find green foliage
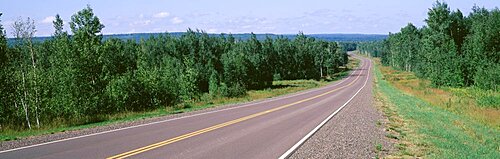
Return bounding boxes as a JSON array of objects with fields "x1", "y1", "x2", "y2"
[
  {"x1": 474, "y1": 63, "x2": 499, "y2": 91},
  {"x1": 104, "y1": 72, "x2": 141, "y2": 112},
  {"x1": 357, "y1": 41, "x2": 386, "y2": 58},
  {"x1": 179, "y1": 57, "x2": 199, "y2": 101},
  {"x1": 461, "y1": 87, "x2": 500, "y2": 109},
  {"x1": 0, "y1": 6, "x2": 349, "y2": 131},
  {"x1": 359, "y1": 1, "x2": 499, "y2": 90},
  {"x1": 0, "y1": 13, "x2": 12, "y2": 127},
  {"x1": 208, "y1": 70, "x2": 219, "y2": 96},
  {"x1": 53, "y1": 14, "x2": 65, "y2": 37},
  {"x1": 219, "y1": 82, "x2": 247, "y2": 98},
  {"x1": 339, "y1": 42, "x2": 357, "y2": 52}
]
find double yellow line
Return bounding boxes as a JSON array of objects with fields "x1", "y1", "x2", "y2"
[{"x1": 107, "y1": 61, "x2": 366, "y2": 159}]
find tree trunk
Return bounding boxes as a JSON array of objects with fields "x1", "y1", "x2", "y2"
[
  {"x1": 408, "y1": 49, "x2": 412, "y2": 72},
  {"x1": 29, "y1": 40, "x2": 40, "y2": 128},
  {"x1": 21, "y1": 71, "x2": 31, "y2": 129},
  {"x1": 391, "y1": 51, "x2": 395, "y2": 67},
  {"x1": 320, "y1": 65, "x2": 323, "y2": 77},
  {"x1": 320, "y1": 54, "x2": 324, "y2": 78}
]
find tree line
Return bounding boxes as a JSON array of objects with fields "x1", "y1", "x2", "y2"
[
  {"x1": 359, "y1": 1, "x2": 499, "y2": 91},
  {"x1": 0, "y1": 6, "x2": 349, "y2": 130}
]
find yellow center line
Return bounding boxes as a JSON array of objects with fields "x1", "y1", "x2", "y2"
[{"x1": 107, "y1": 62, "x2": 366, "y2": 159}]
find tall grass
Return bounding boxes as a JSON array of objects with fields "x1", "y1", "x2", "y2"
[
  {"x1": 374, "y1": 59, "x2": 499, "y2": 158},
  {"x1": 376, "y1": 59, "x2": 499, "y2": 128}
]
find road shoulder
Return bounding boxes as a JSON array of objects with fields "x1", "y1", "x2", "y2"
[{"x1": 289, "y1": 60, "x2": 394, "y2": 158}]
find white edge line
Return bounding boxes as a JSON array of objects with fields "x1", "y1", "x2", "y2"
[
  {"x1": 0, "y1": 58, "x2": 364, "y2": 154},
  {"x1": 278, "y1": 57, "x2": 371, "y2": 159}
]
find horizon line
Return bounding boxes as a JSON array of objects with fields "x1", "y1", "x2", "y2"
[{"x1": 7, "y1": 31, "x2": 389, "y2": 39}]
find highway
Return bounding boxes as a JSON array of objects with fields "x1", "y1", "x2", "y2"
[{"x1": 0, "y1": 54, "x2": 372, "y2": 159}]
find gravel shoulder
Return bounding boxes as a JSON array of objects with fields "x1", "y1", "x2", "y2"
[{"x1": 289, "y1": 67, "x2": 394, "y2": 159}]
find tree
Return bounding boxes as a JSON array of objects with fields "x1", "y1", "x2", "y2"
[
  {"x1": 462, "y1": 6, "x2": 500, "y2": 90},
  {"x1": 42, "y1": 14, "x2": 79, "y2": 119},
  {"x1": 0, "y1": 13, "x2": 7, "y2": 64},
  {"x1": 423, "y1": 1, "x2": 463, "y2": 86},
  {"x1": 11, "y1": 16, "x2": 41, "y2": 128},
  {"x1": 324, "y1": 42, "x2": 339, "y2": 75},
  {"x1": 244, "y1": 33, "x2": 272, "y2": 89},
  {"x1": 261, "y1": 36, "x2": 277, "y2": 83},
  {"x1": 0, "y1": 13, "x2": 13, "y2": 129},
  {"x1": 53, "y1": 14, "x2": 66, "y2": 37},
  {"x1": 399, "y1": 23, "x2": 420, "y2": 72},
  {"x1": 221, "y1": 44, "x2": 248, "y2": 97},
  {"x1": 314, "y1": 41, "x2": 327, "y2": 77},
  {"x1": 69, "y1": 5, "x2": 106, "y2": 115},
  {"x1": 360, "y1": 1, "x2": 498, "y2": 90}
]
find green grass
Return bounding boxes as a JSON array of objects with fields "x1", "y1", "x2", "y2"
[
  {"x1": 0, "y1": 57, "x2": 360, "y2": 142},
  {"x1": 447, "y1": 87, "x2": 500, "y2": 109},
  {"x1": 374, "y1": 62, "x2": 500, "y2": 158},
  {"x1": 374, "y1": 143, "x2": 383, "y2": 159}
]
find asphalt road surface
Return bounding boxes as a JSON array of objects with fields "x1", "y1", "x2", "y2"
[{"x1": 0, "y1": 54, "x2": 372, "y2": 159}]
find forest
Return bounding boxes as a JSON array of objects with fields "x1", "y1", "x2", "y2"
[
  {"x1": 359, "y1": 2, "x2": 499, "y2": 91},
  {"x1": 0, "y1": 6, "x2": 349, "y2": 130}
]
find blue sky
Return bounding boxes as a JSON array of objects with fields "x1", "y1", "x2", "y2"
[{"x1": 1, "y1": 0, "x2": 499, "y2": 37}]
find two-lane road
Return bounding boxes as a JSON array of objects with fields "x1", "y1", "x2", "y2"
[{"x1": 0, "y1": 54, "x2": 372, "y2": 159}]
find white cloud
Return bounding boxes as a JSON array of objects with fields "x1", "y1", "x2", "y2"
[
  {"x1": 207, "y1": 28, "x2": 217, "y2": 33},
  {"x1": 241, "y1": 25, "x2": 252, "y2": 29},
  {"x1": 171, "y1": 17, "x2": 183, "y2": 24},
  {"x1": 153, "y1": 28, "x2": 164, "y2": 32},
  {"x1": 41, "y1": 16, "x2": 55, "y2": 24},
  {"x1": 132, "y1": 20, "x2": 152, "y2": 26},
  {"x1": 153, "y1": 12, "x2": 170, "y2": 18}
]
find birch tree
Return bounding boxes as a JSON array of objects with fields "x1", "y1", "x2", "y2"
[{"x1": 11, "y1": 17, "x2": 40, "y2": 128}]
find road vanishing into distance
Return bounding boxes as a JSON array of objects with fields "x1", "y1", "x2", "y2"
[{"x1": 0, "y1": 54, "x2": 372, "y2": 159}]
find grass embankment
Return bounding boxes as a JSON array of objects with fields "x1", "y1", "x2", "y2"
[
  {"x1": 372, "y1": 58, "x2": 499, "y2": 158},
  {"x1": 0, "y1": 57, "x2": 360, "y2": 142}
]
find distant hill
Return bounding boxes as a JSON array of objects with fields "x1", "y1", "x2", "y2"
[
  {"x1": 7, "y1": 32, "x2": 387, "y2": 45},
  {"x1": 101, "y1": 33, "x2": 387, "y2": 42},
  {"x1": 307, "y1": 34, "x2": 388, "y2": 42}
]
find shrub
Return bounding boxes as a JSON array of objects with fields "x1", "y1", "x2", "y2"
[{"x1": 220, "y1": 82, "x2": 247, "y2": 97}]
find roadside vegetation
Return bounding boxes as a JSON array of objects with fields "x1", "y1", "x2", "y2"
[
  {"x1": 359, "y1": 1, "x2": 499, "y2": 158},
  {"x1": 373, "y1": 59, "x2": 499, "y2": 158},
  {"x1": 0, "y1": 57, "x2": 358, "y2": 141},
  {"x1": 377, "y1": 62, "x2": 499, "y2": 128},
  {"x1": 359, "y1": 2, "x2": 499, "y2": 91},
  {"x1": 0, "y1": 6, "x2": 358, "y2": 139}
]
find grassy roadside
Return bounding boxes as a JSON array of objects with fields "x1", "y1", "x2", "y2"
[
  {"x1": 0, "y1": 57, "x2": 360, "y2": 142},
  {"x1": 372, "y1": 58, "x2": 499, "y2": 158}
]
